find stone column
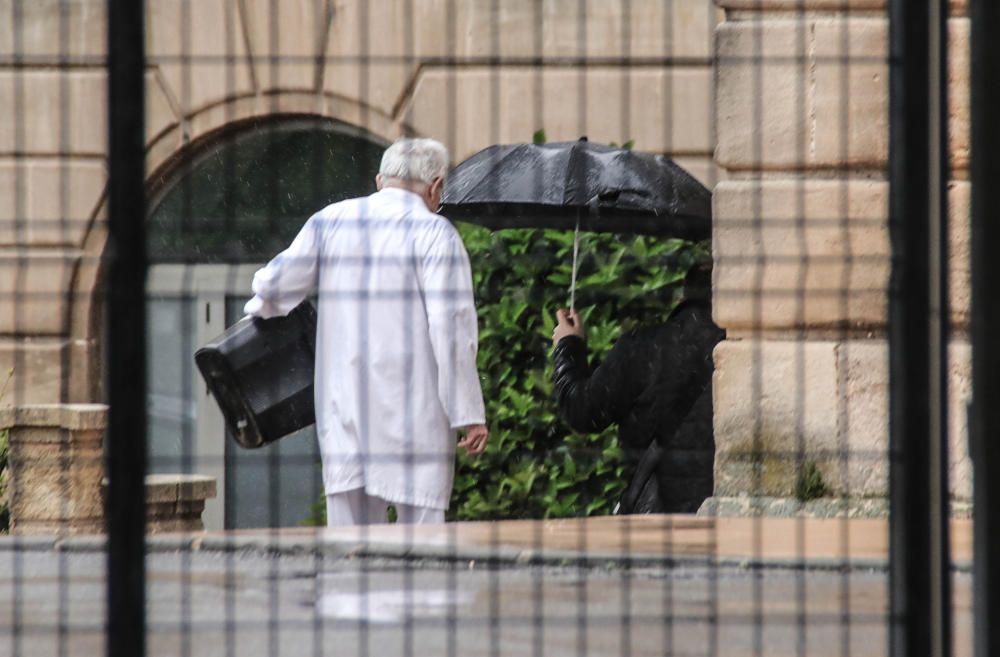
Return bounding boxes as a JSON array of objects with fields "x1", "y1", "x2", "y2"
[
  {"x1": 144, "y1": 474, "x2": 218, "y2": 534},
  {"x1": 1, "y1": 405, "x2": 220, "y2": 534},
  {"x1": 0, "y1": 404, "x2": 107, "y2": 534},
  {"x1": 708, "y1": 1, "x2": 970, "y2": 516}
]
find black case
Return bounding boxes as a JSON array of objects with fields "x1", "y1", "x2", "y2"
[{"x1": 194, "y1": 301, "x2": 317, "y2": 449}]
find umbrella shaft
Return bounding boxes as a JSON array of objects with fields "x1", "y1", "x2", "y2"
[{"x1": 570, "y1": 217, "x2": 580, "y2": 311}]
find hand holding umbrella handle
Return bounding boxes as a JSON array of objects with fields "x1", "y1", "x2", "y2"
[{"x1": 553, "y1": 308, "x2": 586, "y2": 346}]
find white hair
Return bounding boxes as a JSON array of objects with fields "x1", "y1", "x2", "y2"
[{"x1": 378, "y1": 138, "x2": 450, "y2": 187}]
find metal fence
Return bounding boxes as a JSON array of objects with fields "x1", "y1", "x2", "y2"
[{"x1": 0, "y1": 0, "x2": 996, "y2": 655}]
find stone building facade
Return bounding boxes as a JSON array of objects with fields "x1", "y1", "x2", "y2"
[
  {"x1": 1, "y1": 0, "x2": 720, "y2": 528},
  {"x1": 0, "y1": 0, "x2": 973, "y2": 527},
  {"x1": 710, "y1": 0, "x2": 972, "y2": 514}
]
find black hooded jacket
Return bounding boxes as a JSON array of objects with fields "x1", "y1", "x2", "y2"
[{"x1": 552, "y1": 299, "x2": 724, "y2": 512}]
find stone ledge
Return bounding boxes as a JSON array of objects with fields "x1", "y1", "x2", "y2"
[
  {"x1": 0, "y1": 403, "x2": 107, "y2": 432},
  {"x1": 716, "y1": 0, "x2": 965, "y2": 11},
  {"x1": 699, "y1": 496, "x2": 972, "y2": 519},
  {"x1": 144, "y1": 474, "x2": 217, "y2": 504},
  {"x1": 102, "y1": 474, "x2": 218, "y2": 534},
  {"x1": 699, "y1": 496, "x2": 889, "y2": 518}
]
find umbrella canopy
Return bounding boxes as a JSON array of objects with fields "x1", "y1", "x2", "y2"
[{"x1": 439, "y1": 138, "x2": 711, "y2": 240}]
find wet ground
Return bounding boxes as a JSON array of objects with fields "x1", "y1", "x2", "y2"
[{"x1": 0, "y1": 548, "x2": 974, "y2": 657}]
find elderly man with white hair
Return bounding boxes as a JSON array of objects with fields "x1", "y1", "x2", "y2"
[{"x1": 244, "y1": 138, "x2": 489, "y2": 526}]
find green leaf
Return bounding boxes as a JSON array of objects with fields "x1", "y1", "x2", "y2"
[
  {"x1": 563, "y1": 452, "x2": 577, "y2": 479},
  {"x1": 532, "y1": 129, "x2": 547, "y2": 145}
]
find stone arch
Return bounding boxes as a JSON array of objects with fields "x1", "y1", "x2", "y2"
[
  {"x1": 72, "y1": 91, "x2": 401, "y2": 402},
  {"x1": 146, "y1": 90, "x2": 400, "y2": 183}
]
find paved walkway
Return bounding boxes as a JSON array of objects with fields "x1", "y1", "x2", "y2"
[
  {"x1": 3, "y1": 515, "x2": 971, "y2": 568},
  {"x1": 178, "y1": 515, "x2": 972, "y2": 568},
  {"x1": 0, "y1": 516, "x2": 975, "y2": 656}
]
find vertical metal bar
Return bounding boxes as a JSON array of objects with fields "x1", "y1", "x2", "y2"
[
  {"x1": 969, "y1": 0, "x2": 1000, "y2": 655},
  {"x1": 888, "y1": 0, "x2": 952, "y2": 656},
  {"x1": 106, "y1": 0, "x2": 147, "y2": 656},
  {"x1": 928, "y1": 2, "x2": 953, "y2": 655},
  {"x1": 926, "y1": 0, "x2": 954, "y2": 657}
]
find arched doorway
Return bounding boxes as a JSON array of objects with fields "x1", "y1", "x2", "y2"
[{"x1": 145, "y1": 117, "x2": 386, "y2": 529}]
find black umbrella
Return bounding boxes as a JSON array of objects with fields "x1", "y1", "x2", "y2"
[
  {"x1": 440, "y1": 138, "x2": 712, "y2": 308},
  {"x1": 439, "y1": 138, "x2": 711, "y2": 241}
]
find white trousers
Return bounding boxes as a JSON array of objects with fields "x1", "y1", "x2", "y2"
[{"x1": 326, "y1": 488, "x2": 444, "y2": 527}]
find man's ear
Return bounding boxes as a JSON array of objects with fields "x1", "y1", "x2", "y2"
[
  {"x1": 375, "y1": 174, "x2": 384, "y2": 190},
  {"x1": 430, "y1": 176, "x2": 444, "y2": 198}
]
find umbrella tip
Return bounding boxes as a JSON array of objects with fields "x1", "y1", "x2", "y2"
[{"x1": 579, "y1": 136, "x2": 588, "y2": 142}]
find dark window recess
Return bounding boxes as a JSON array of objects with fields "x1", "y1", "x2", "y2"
[{"x1": 148, "y1": 119, "x2": 386, "y2": 263}]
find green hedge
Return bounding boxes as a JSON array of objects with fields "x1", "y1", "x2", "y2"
[{"x1": 447, "y1": 225, "x2": 707, "y2": 520}]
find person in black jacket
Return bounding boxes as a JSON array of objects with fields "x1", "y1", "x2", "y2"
[{"x1": 551, "y1": 266, "x2": 724, "y2": 513}]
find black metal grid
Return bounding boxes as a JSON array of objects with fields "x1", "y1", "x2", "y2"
[{"x1": 0, "y1": 0, "x2": 991, "y2": 656}]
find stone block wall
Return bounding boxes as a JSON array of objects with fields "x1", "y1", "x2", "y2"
[
  {"x1": 0, "y1": 0, "x2": 720, "y2": 409},
  {"x1": 710, "y1": 1, "x2": 971, "y2": 513},
  {"x1": 1, "y1": 1, "x2": 720, "y2": 526},
  {"x1": 3, "y1": 0, "x2": 973, "y2": 518}
]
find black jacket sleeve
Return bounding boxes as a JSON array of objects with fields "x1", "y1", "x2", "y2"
[{"x1": 552, "y1": 334, "x2": 642, "y2": 434}]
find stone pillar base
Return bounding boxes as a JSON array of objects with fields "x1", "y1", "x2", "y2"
[
  {"x1": 1, "y1": 404, "x2": 107, "y2": 535},
  {"x1": 2, "y1": 404, "x2": 218, "y2": 535},
  {"x1": 698, "y1": 496, "x2": 889, "y2": 518},
  {"x1": 144, "y1": 474, "x2": 217, "y2": 534},
  {"x1": 699, "y1": 497, "x2": 973, "y2": 519}
]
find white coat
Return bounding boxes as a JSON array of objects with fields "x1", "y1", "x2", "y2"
[{"x1": 244, "y1": 187, "x2": 486, "y2": 510}]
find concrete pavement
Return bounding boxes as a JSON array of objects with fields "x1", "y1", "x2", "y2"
[
  {"x1": 0, "y1": 516, "x2": 976, "y2": 656},
  {"x1": 14, "y1": 514, "x2": 968, "y2": 570}
]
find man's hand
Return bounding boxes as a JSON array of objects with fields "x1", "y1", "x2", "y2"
[
  {"x1": 458, "y1": 424, "x2": 489, "y2": 456},
  {"x1": 553, "y1": 308, "x2": 586, "y2": 347}
]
